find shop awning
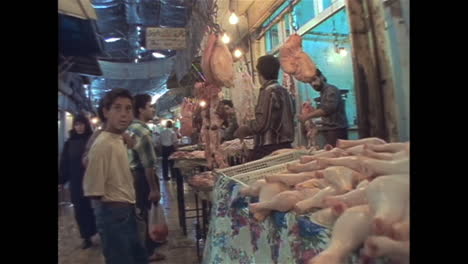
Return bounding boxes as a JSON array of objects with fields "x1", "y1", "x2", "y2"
[{"x1": 58, "y1": 0, "x2": 97, "y2": 20}]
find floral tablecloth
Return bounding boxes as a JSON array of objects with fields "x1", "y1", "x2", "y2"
[{"x1": 202, "y1": 175, "x2": 388, "y2": 264}]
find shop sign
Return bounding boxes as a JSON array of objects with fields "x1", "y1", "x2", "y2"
[{"x1": 146, "y1": 27, "x2": 186, "y2": 50}]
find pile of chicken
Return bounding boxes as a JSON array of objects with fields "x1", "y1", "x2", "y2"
[{"x1": 239, "y1": 138, "x2": 409, "y2": 264}]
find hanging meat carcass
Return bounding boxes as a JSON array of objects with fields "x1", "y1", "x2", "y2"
[
  {"x1": 201, "y1": 33, "x2": 217, "y2": 85},
  {"x1": 231, "y1": 71, "x2": 257, "y2": 126},
  {"x1": 294, "y1": 51, "x2": 317, "y2": 83},
  {"x1": 210, "y1": 37, "x2": 234, "y2": 88},
  {"x1": 279, "y1": 34, "x2": 302, "y2": 74},
  {"x1": 180, "y1": 98, "x2": 196, "y2": 137},
  {"x1": 279, "y1": 34, "x2": 317, "y2": 83},
  {"x1": 198, "y1": 33, "x2": 232, "y2": 169}
]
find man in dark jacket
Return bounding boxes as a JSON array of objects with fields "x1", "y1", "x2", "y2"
[
  {"x1": 234, "y1": 55, "x2": 295, "y2": 160},
  {"x1": 298, "y1": 69, "x2": 349, "y2": 147}
]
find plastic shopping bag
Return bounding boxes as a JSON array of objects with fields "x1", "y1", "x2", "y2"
[{"x1": 148, "y1": 203, "x2": 169, "y2": 242}]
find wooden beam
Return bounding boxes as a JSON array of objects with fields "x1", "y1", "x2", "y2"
[
  {"x1": 367, "y1": 0, "x2": 400, "y2": 142},
  {"x1": 345, "y1": 0, "x2": 387, "y2": 139},
  {"x1": 247, "y1": 0, "x2": 286, "y2": 34}
]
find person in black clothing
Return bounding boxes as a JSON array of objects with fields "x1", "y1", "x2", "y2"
[
  {"x1": 59, "y1": 114, "x2": 97, "y2": 249},
  {"x1": 220, "y1": 100, "x2": 239, "y2": 142}
]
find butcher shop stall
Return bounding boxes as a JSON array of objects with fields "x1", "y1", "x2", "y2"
[{"x1": 163, "y1": 0, "x2": 409, "y2": 263}]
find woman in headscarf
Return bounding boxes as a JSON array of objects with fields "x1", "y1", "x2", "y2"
[{"x1": 59, "y1": 114, "x2": 96, "y2": 249}]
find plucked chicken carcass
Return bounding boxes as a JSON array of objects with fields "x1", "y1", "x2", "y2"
[
  {"x1": 316, "y1": 156, "x2": 370, "y2": 173},
  {"x1": 239, "y1": 179, "x2": 266, "y2": 197},
  {"x1": 265, "y1": 171, "x2": 320, "y2": 186},
  {"x1": 287, "y1": 160, "x2": 325, "y2": 173},
  {"x1": 336, "y1": 137, "x2": 387, "y2": 149},
  {"x1": 319, "y1": 166, "x2": 362, "y2": 192},
  {"x1": 360, "y1": 158, "x2": 410, "y2": 178},
  {"x1": 324, "y1": 180, "x2": 369, "y2": 211},
  {"x1": 210, "y1": 36, "x2": 234, "y2": 88},
  {"x1": 365, "y1": 142, "x2": 410, "y2": 153},
  {"x1": 245, "y1": 181, "x2": 289, "y2": 221},
  {"x1": 268, "y1": 146, "x2": 308, "y2": 157},
  {"x1": 299, "y1": 148, "x2": 348, "y2": 164},
  {"x1": 295, "y1": 178, "x2": 329, "y2": 190},
  {"x1": 310, "y1": 207, "x2": 340, "y2": 227},
  {"x1": 279, "y1": 34, "x2": 317, "y2": 83},
  {"x1": 343, "y1": 144, "x2": 367, "y2": 156},
  {"x1": 362, "y1": 148, "x2": 409, "y2": 161},
  {"x1": 362, "y1": 236, "x2": 409, "y2": 264},
  {"x1": 308, "y1": 205, "x2": 373, "y2": 264},
  {"x1": 201, "y1": 33, "x2": 217, "y2": 84},
  {"x1": 293, "y1": 186, "x2": 340, "y2": 214},
  {"x1": 366, "y1": 175, "x2": 409, "y2": 236},
  {"x1": 180, "y1": 98, "x2": 196, "y2": 137},
  {"x1": 294, "y1": 51, "x2": 317, "y2": 83},
  {"x1": 197, "y1": 32, "x2": 234, "y2": 169},
  {"x1": 249, "y1": 188, "x2": 320, "y2": 221},
  {"x1": 391, "y1": 204, "x2": 409, "y2": 241},
  {"x1": 279, "y1": 34, "x2": 302, "y2": 74}
]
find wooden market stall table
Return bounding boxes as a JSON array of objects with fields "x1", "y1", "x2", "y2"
[{"x1": 202, "y1": 175, "x2": 390, "y2": 264}]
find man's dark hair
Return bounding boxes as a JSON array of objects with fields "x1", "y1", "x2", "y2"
[
  {"x1": 133, "y1": 93, "x2": 152, "y2": 117},
  {"x1": 315, "y1": 68, "x2": 327, "y2": 82},
  {"x1": 256, "y1": 55, "x2": 280, "y2": 80},
  {"x1": 102, "y1": 88, "x2": 133, "y2": 111},
  {"x1": 166, "y1": 120, "x2": 173, "y2": 128},
  {"x1": 97, "y1": 98, "x2": 107, "y2": 123},
  {"x1": 70, "y1": 114, "x2": 93, "y2": 137},
  {"x1": 221, "y1": 100, "x2": 234, "y2": 108}
]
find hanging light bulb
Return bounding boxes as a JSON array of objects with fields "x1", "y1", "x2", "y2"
[
  {"x1": 229, "y1": 12, "x2": 239, "y2": 25},
  {"x1": 221, "y1": 33, "x2": 230, "y2": 44},
  {"x1": 234, "y1": 49, "x2": 242, "y2": 58},
  {"x1": 338, "y1": 47, "x2": 347, "y2": 56},
  {"x1": 199, "y1": 100, "x2": 207, "y2": 108}
]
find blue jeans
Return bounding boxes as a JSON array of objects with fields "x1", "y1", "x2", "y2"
[{"x1": 93, "y1": 202, "x2": 148, "y2": 264}]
